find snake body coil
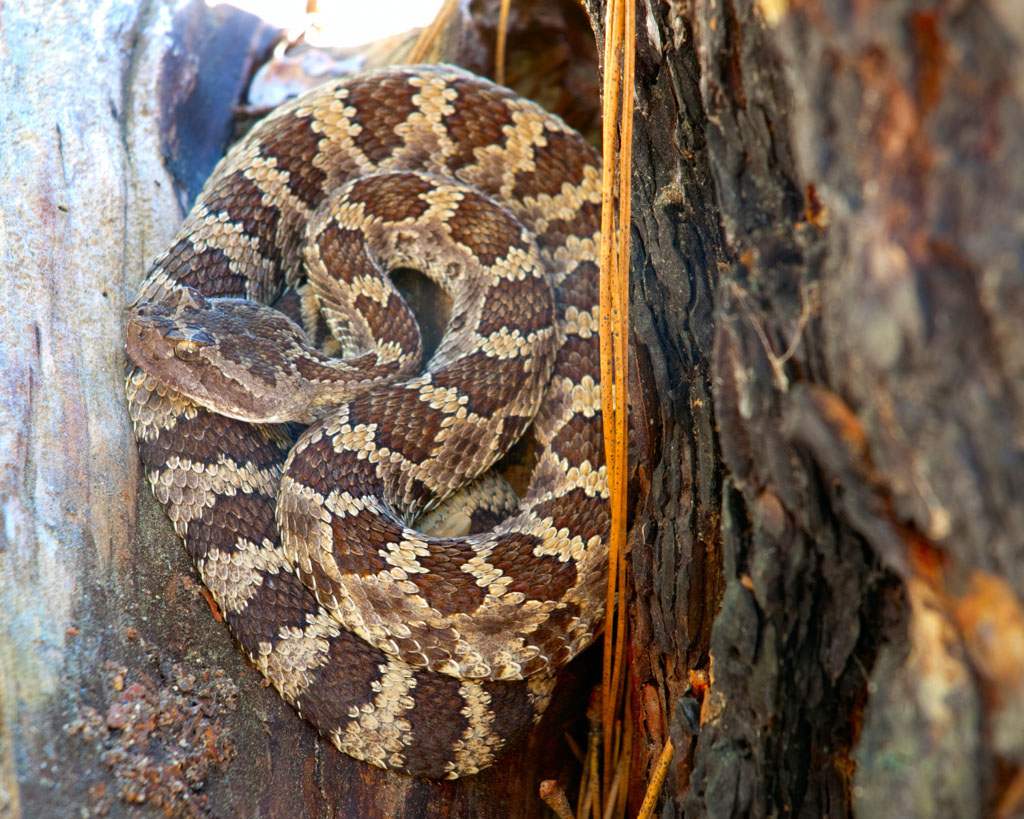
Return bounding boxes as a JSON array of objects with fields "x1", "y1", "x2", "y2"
[{"x1": 125, "y1": 65, "x2": 607, "y2": 778}]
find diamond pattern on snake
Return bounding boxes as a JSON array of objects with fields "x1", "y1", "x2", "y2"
[{"x1": 125, "y1": 64, "x2": 607, "y2": 779}]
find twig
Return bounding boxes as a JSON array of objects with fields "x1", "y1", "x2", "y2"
[
  {"x1": 599, "y1": 0, "x2": 635, "y2": 808},
  {"x1": 602, "y1": 745, "x2": 629, "y2": 819},
  {"x1": 589, "y1": 721, "x2": 601, "y2": 819},
  {"x1": 637, "y1": 740, "x2": 674, "y2": 819},
  {"x1": 564, "y1": 731, "x2": 586, "y2": 763},
  {"x1": 495, "y1": 0, "x2": 512, "y2": 85},
  {"x1": 614, "y1": 699, "x2": 633, "y2": 819},
  {"x1": 539, "y1": 780, "x2": 574, "y2": 819},
  {"x1": 407, "y1": 0, "x2": 459, "y2": 64}
]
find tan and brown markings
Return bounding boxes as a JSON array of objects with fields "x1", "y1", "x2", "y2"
[{"x1": 125, "y1": 64, "x2": 607, "y2": 779}]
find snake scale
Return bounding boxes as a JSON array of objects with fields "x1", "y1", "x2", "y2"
[{"x1": 125, "y1": 64, "x2": 607, "y2": 778}]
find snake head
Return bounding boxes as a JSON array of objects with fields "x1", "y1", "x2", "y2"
[{"x1": 126, "y1": 285, "x2": 321, "y2": 424}]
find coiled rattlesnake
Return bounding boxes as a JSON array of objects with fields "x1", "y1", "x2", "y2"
[{"x1": 125, "y1": 64, "x2": 607, "y2": 778}]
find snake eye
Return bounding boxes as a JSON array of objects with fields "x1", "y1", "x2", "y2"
[{"x1": 174, "y1": 339, "x2": 204, "y2": 361}]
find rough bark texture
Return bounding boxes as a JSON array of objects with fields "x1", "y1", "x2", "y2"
[
  {"x1": 579, "y1": 0, "x2": 1024, "y2": 816},
  {"x1": 0, "y1": 1, "x2": 593, "y2": 816}
]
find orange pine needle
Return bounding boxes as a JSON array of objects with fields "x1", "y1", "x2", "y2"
[
  {"x1": 408, "y1": 0, "x2": 459, "y2": 64},
  {"x1": 609, "y1": 0, "x2": 634, "y2": 770},
  {"x1": 598, "y1": 0, "x2": 623, "y2": 795},
  {"x1": 637, "y1": 740, "x2": 675, "y2": 819},
  {"x1": 599, "y1": 0, "x2": 634, "y2": 810},
  {"x1": 495, "y1": 0, "x2": 512, "y2": 85}
]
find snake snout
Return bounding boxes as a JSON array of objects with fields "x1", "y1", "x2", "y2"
[
  {"x1": 126, "y1": 306, "x2": 191, "y2": 364},
  {"x1": 125, "y1": 314, "x2": 169, "y2": 365}
]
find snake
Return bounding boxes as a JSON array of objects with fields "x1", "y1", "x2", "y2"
[{"x1": 124, "y1": 64, "x2": 607, "y2": 779}]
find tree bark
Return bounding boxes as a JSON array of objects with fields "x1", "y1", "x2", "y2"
[
  {"x1": 0, "y1": 1, "x2": 592, "y2": 816},
  {"x1": 579, "y1": 0, "x2": 1024, "y2": 815}
]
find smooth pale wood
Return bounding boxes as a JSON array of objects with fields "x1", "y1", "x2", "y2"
[{"x1": 1, "y1": 1, "x2": 186, "y2": 812}]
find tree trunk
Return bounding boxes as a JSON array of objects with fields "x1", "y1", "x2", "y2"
[
  {"x1": 0, "y1": 1, "x2": 591, "y2": 816},
  {"x1": 579, "y1": 0, "x2": 1024, "y2": 815}
]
